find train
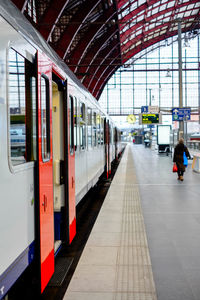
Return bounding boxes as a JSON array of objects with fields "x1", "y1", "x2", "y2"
[
  {"x1": 190, "y1": 133, "x2": 200, "y2": 141},
  {"x1": 0, "y1": 1, "x2": 124, "y2": 298}
]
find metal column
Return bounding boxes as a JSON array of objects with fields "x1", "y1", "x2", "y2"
[{"x1": 178, "y1": 20, "x2": 184, "y2": 138}]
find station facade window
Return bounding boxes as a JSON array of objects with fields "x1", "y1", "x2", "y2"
[{"x1": 8, "y1": 48, "x2": 37, "y2": 166}]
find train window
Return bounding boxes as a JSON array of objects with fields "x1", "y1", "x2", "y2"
[
  {"x1": 69, "y1": 96, "x2": 74, "y2": 155},
  {"x1": 80, "y1": 102, "x2": 86, "y2": 122},
  {"x1": 110, "y1": 125, "x2": 113, "y2": 144},
  {"x1": 80, "y1": 124, "x2": 86, "y2": 150},
  {"x1": 8, "y1": 48, "x2": 37, "y2": 166},
  {"x1": 30, "y1": 77, "x2": 37, "y2": 160},
  {"x1": 92, "y1": 112, "x2": 97, "y2": 147},
  {"x1": 87, "y1": 108, "x2": 92, "y2": 148},
  {"x1": 41, "y1": 75, "x2": 50, "y2": 161},
  {"x1": 80, "y1": 101, "x2": 86, "y2": 150},
  {"x1": 97, "y1": 115, "x2": 101, "y2": 145},
  {"x1": 101, "y1": 118, "x2": 104, "y2": 145}
]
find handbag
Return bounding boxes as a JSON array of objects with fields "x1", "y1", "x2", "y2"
[
  {"x1": 183, "y1": 151, "x2": 188, "y2": 167},
  {"x1": 173, "y1": 163, "x2": 178, "y2": 172}
]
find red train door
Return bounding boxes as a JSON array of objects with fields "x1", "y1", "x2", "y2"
[{"x1": 37, "y1": 51, "x2": 54, "y2": 293}]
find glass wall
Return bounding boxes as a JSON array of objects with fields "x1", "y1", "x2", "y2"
[{"x1": 99, "y1": 35, "x2": 200, "y2": 116}]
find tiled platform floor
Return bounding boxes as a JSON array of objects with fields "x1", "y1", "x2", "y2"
[
  {"x1": 64, "y1": 144, "x2": 157, "y2": 300},
  {"x1": 64, "y1": 144, "x2": 200, "y2": 300}
]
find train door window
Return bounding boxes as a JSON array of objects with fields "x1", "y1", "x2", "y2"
[
  {"x1": 92, "y1": 112, "x2": 97, "y2": 147},
  {"x1": 80, "y1": 102, "x2": 86, "y2": 150},
  {"x1": 8, "y1": 48, "x2": 37, "y2": 166},
  {"x1": 41, "y1": 75, "x2": 50, "y2": 161},
  {"x1": 69, "y1": 95, "x2": 74, "y2": 155},
  {"x1": 109, "y1": 125, "x2": 113, "y2": 144},
  {"x1": 87, "y1": 108, "x2": 92, "y2": 148},
  {"x1": 76, "y1": 99, "x2": 80, "y2": 149},
  {"x1": 74, "y1": 97, "x2": 77, "y2": 151}
]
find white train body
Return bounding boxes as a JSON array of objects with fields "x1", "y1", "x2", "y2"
[{"x1": 0, "y1": 1, "x2": 123, "y2": 298}]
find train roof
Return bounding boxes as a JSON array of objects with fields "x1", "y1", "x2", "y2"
[{"x1": 0, "y1": 0, "x2": 97, "y2": 104}]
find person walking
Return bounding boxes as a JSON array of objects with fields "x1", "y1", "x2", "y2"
[{"x1": 173, "y1": 138, "x2": 191, "y2": 181}]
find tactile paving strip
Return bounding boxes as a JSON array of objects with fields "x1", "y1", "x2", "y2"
[
  {"x1": 64, "y1": 145, "x2": 157, "y2": 300},
  {"x1": 113, "y1": 146, "x2": 157, "y2": 300}
]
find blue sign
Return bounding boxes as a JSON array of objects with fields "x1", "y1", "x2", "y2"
[
  {"x1": 172, "y1": 108, "x2": 191, "y2": 121},
  {"x1": 141, "y1": 106, "x2": 148, "y2": 113}
]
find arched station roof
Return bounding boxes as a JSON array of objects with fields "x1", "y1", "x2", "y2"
[{"x1": 11, "y1": 0, "x2": 200, "y2": 99}]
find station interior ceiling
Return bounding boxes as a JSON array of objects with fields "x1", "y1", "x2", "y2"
[{"x1": 10, "y1": 0, "x2": 200, "y2": 99}]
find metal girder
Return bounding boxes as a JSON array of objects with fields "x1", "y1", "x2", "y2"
[
  {"x1": 37, "y1": 0, "x2": 70, "y2": 41},
  {"x1": 83, "y1": 43, "x2": 120, "y2": 88},
  {"x1": 68, "y1": 7, "x2": 117, "y2": 73},
  {"x1": 92, "y1": 61, "x2": 119, "y2": 99},
  {"x1": 89, "y1": 47, "x2": 120, "y2": 92},
  {"x1": 11, "y1": 0, "x2": 28, "y2": 12},
  {"x1": 94, "y1": 65, "x2": 118, "y2": 99},
  {"x1": 76, "y1": 26, "x2": 118, "y2": 79},
  {"x1": 84, "y1": 43, "x2": 121, "y2": 89},
  {"x1": 55, "y1": 0, "x2": 102, "y2": 58},
  {"x1": 10, "y1": 0, "x2": 200, "y2": 99},
  {"x1": 117, "y1": 0, "x2": 129, "y2": 10}
]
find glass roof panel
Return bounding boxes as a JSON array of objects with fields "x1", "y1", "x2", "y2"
[
  {"x1": 138, "y1": 0, "x2": 146, "y2": 5},
  {"x1": 186, "y1": 3, "x2": 195, "y2": 10},
  {"x1": 167, "y1": 1, "x2": 175, "y2": 8},
  {"x1": 147, "y1": 10, "x2": 152, "y2": 17},
  {"x1": 159, "y1": 3, "x2": 167, "y2": 11},
  {"x1": 149, "y1": 23, "x2": 155, "y2": 30},
  {"x1": 117, "y1": 0, "x2": 200, "y2": 64},
  {"x1": 137, "y1": 15, "x2": 144, "y2": 22},
  {"x1": 191, "y1": 9, "x2": 200, "y2": 15},
  {"x1": 152, "y1": 7, "x2": 159, "y2": 15}
]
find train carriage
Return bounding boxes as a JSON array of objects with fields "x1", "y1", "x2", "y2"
[{"x1": 0, "y1": 1, "x2": 123, "y2": 299}]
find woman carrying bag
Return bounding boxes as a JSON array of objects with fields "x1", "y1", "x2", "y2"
[{"x1": 173, "y1": 138, "x2": 191, "y2": 181}]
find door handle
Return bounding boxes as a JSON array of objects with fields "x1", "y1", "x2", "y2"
[{"x1": 42, "y1": 194, "x2": 47, "y2": 212}]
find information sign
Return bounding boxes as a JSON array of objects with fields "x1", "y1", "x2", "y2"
[
  {"x1": 141, "y1": 106, "x2": 148, "y2": 113},
  {"x1": 149, "y1": 106, "x2": 159, "y2": 113},
  {"x1": 172, "y1": 108, "x2": 191, "y2": 121},
  {"x1": 139, "y1": 113, "x2": 161, "y2": 124}
]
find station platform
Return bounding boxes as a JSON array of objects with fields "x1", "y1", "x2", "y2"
[{"x1": 64, "y1": 144, "x2": 200, "y2": 300}]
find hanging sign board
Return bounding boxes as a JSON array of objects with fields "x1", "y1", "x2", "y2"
[
  {"x1": 172, "y1": 108, "x2": 191, "y2": 121},
  {"x1": 149, "y1": 106, "x2": 159, "y2": 113},
  {"x1": 141, "y1": 106, "x2": 148, "y2": 113},
  {"x1": 139, "y1": 113, "x2": 162, "y2": 125}
]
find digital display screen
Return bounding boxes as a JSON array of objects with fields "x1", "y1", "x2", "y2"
[{"x1": 142, "y1": 114, "x2": 159, "y2": 124}]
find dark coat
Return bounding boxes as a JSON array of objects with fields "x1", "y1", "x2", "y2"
[{"x1": 173, "y1": 143, "x2": 190, "y2": 172}]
